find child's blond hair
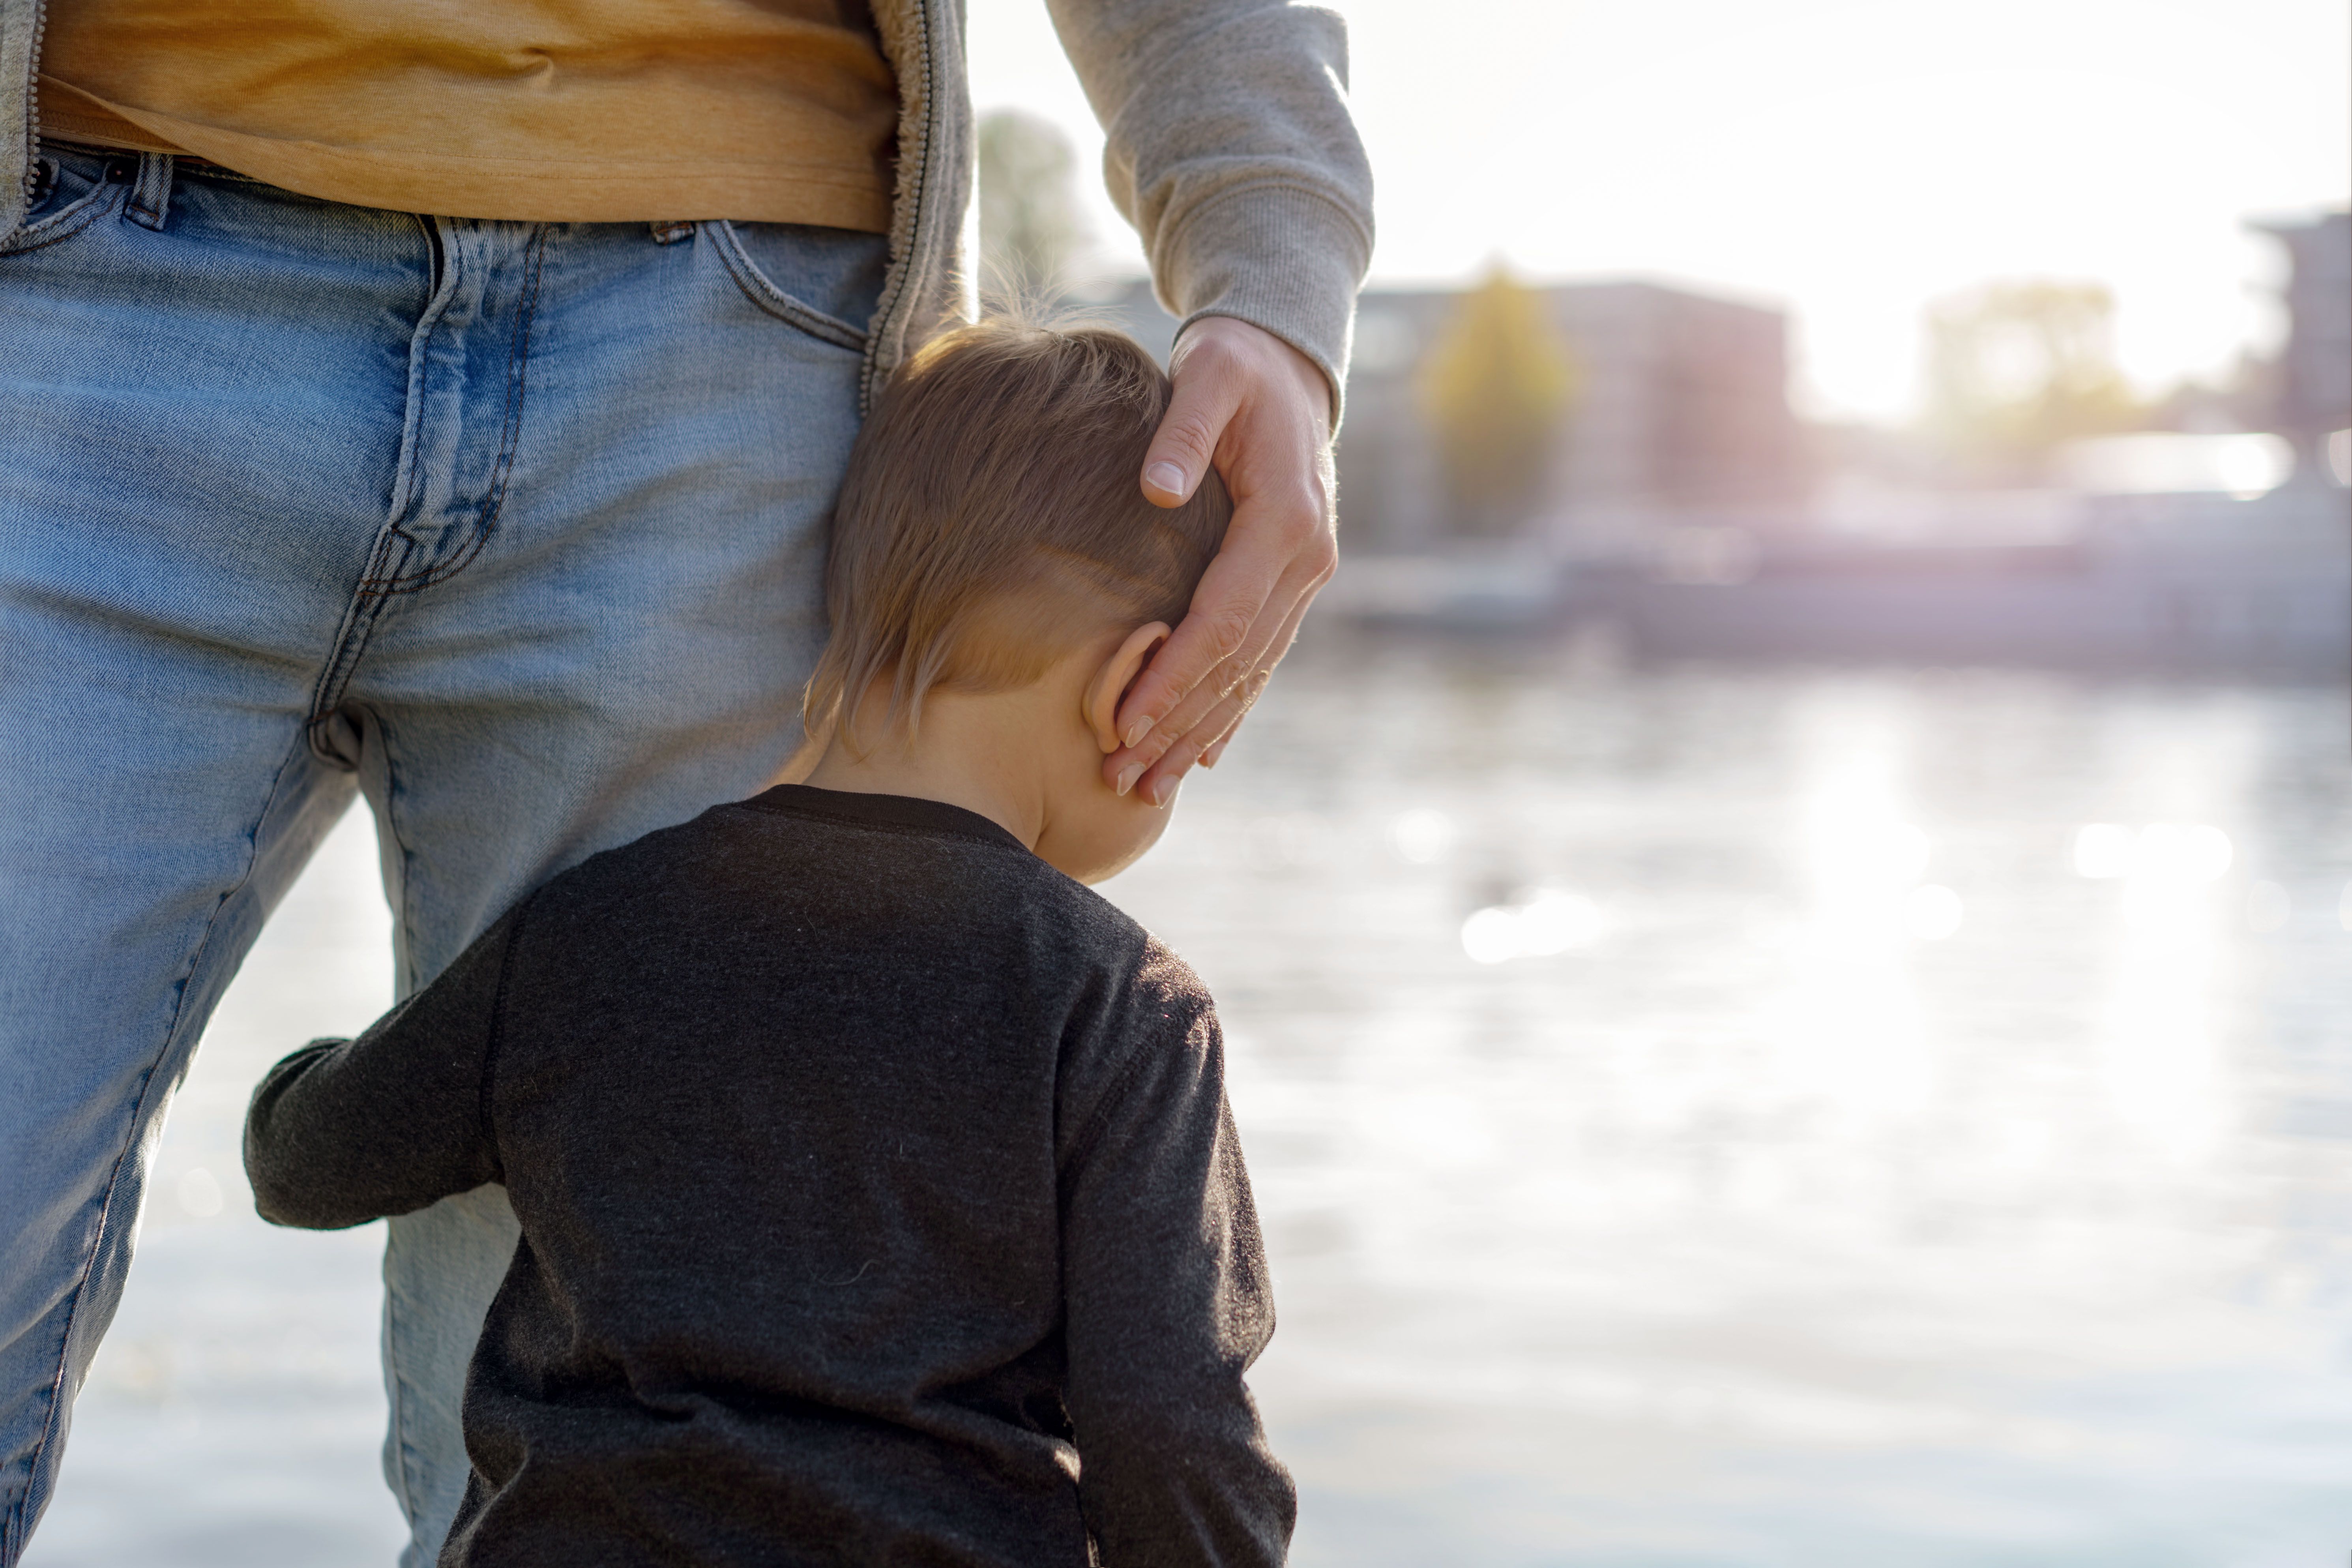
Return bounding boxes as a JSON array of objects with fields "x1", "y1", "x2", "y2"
[{"x1": 803, "y1": 318, "x2": 1232, "y2": 755}]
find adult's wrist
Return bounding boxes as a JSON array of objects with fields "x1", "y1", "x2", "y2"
[
  {"x1": 1170, "y1": 315, "x2": 1337, "y2": 438},
  {"x1": 1155, "y1": 184, "x2": 1370, "y2": 429}
]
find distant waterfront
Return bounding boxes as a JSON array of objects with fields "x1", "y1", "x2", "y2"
[{"x1": 29, "y1": 633, "x2": 2352, "y2": 1567}]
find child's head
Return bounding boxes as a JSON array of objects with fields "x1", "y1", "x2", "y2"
[{"x1": 800, "y1": 317, "x2": 1233, "y2": 879}]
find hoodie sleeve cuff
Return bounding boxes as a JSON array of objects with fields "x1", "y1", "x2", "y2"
[{"x1": 1154, "y1": 181, "x2": 1372, "y2": 428}]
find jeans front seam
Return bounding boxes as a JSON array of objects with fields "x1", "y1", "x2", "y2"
[
  {"x1": 376, "y1": 710, "x2": 423, "y2": 1003},
  {"x1": 301, "y1": 218, "x2": 488, "y2": 759},
  {"x1": 359, "y1": 223, "x2": 547, "y2": 601},
  {"x1": 0, "y1": 729, "x2": 313, "y2": 1564},
  {"x1": 368, "y1": 708, "x2": 431, "y2": 1529},
  {"x1": 305, "y1": 527, "x2": 417, "y2": 761}
]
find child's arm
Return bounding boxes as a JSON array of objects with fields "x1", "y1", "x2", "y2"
[
  {"x1": 242, "y1": 897, "x2": 529, "y2": 1231},
  {"x1": 1060, "y1": 991, "x2": 1296, "y2": 1566}
]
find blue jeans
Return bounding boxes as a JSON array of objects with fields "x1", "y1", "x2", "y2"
[{"x1": 0, "y1": 146, "x2": 882, "y2": 1564}]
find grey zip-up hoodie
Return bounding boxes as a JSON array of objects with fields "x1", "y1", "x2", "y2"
[{"x1": 0, "y1": 0, "x2": 1374, "y2": 412}]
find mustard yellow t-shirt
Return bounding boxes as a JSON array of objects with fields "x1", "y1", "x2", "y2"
[{"x1": 36, "y1": 0, "x2": 898, "y2": 229}]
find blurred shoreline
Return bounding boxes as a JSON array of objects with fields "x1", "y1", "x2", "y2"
[{"x1": 1319, "y1": 480, "x2": 2352, "y2": 678}]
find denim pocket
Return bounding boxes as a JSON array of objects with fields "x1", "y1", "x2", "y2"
[
  {"x1": 710, "y1": 220, "x2": 886, "y2": 352},
  {"x1": 2, "y1": 146, "x2": 125, "y2": 258}
]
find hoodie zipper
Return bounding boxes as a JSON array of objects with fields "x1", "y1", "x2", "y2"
[
  {"x1": 860, "y1": 0, "x2": 938, "y2": 414},
  {"x1": 19, "y1": 0, "x2": 46, "y2": 217}
]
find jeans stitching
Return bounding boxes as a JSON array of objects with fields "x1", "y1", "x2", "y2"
[
  {"x1": 0, "y1": 731, "x2": 312, "y2": 1561},
  {"x1": 300, "y1": 214, "x2": 454, "y2": 752},
  {"x1": 368, "y1": 711, "x2": 431, "y2": 1532},
  {"x1": 358, "y1": 224, "x2": 547, "y2": 599},
  {"x1": 382, "y1": 1286, "x2": 429, "y2": 1546},
  {"x1": 304, "y1": 530, "x2": 416, "y2": 759},
  {"x1": 123, "y1": 153, "x2": 172, "y2": 232},
  {"x1": 711, "y1": 220, "x2": 872, "y2": 352},
  {"x1": 303, "y1": 223, "x2": 532, "y2": 755},
  {"x1": 0, "y1": 177, "x2": 119, "y2": 259},
  {"x1": 379, "y1": 712, "x2": 421, "y2": 1002}
]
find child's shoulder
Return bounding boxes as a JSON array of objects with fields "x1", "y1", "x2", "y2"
[
  {"x1": 1012, "y1": 881, "x2": 1215, "y2": 1056},
  {"x1": 981, "y1": 844, "x2": 1210, "y2": 1012},
  {"x1": 515, "y1": 789, "x2": 1203, "y2": 998}
]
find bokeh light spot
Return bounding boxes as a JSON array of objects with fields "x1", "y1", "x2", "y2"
[
  {"x1": 1389, "y1": 807, "x2": 1456, "y2": 864},
  {"x1": 1462, "y1": 889, "x2": 1605, "y2": 963},
  {"x1": 177, "y1": 1168, "x2": 223, "y2": 1220}
]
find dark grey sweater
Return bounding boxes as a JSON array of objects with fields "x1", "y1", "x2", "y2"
[{"x1": 243, "y1": 785, "x2": 1290, "y2": 1568}]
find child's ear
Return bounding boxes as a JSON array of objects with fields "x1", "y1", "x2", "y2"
[{"x1": 1083, "y1": 623, "x2": 1171, "y2": 755}]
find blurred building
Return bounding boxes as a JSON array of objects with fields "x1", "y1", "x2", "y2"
[
  {"x1": 1348, "y1": 281, "x2": 1804, "y2": 551},
  {"x1": 2249, "y1": 210, "x2": 2351, "y2": 474},
  {"x1": 1077, "y1": 275, "x2": 1805, "y2": 553}
]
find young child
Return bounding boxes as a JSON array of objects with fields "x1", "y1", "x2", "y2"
[{"x1": 243, "y1": 320, "x2": 1293, "y2": 1566}]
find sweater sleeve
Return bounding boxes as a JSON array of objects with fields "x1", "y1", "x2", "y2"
[
  {"x1": 1059, "y1": 973, "x2": 1294, "y2": 1566},
  {"x1": 1047, "y1": 0, "x2": 1375, "y2": 416},
  {"x1": 242, "y1": 897, "x2": 527, "y2": 1231}
]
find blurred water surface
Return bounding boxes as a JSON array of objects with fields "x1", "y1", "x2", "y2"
[{"x1": 28, "y1": 635, "x2": 2352, "y2": 1567}]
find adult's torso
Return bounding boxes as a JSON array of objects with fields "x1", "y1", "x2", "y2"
[{"x1": 36, "y1": 0, "x2": 899, "y2": 227}]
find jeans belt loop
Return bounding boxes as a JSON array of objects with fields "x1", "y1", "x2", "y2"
[
  {"x1": 648, "y1": 219, "x2": 695, "y2": 246},
  {"x1": 126, "y1": 152, "x2": 176, "y2": 232}
]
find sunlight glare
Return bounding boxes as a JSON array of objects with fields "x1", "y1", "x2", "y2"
[
  {"x1": 1390, "y1": 808, "x2": 1457, "y2": 864},
  {"x1": 176, "y1": 1168, "x2": 224, "y2": 1220},
  {"x1": 1462, "y1": 889, "x2": 1605, "y2": 964}
]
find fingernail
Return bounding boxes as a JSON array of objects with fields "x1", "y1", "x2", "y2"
[
  {"x1": 1122, "y1": 716, "x2": 1155, "y2": 749},
  {"x1": 1147, "y1": 776, "x2": 1175, "y2": 808},
  {"x1": 1145, "y1": 461, "x2": 1186, "y2": 496},
  {"x1": 1114, "y1": 763, "x2": 1142, "y2": 797}
]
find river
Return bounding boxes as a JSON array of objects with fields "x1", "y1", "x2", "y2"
[{"x1": 26, "y1": 633, "x2": 2352, "y2": 1566}]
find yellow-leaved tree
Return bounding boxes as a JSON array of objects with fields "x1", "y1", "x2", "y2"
[{"x1": 1418, "y1": 266, "x2": 1578, "y2": 538}]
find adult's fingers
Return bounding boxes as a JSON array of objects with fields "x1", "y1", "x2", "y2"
[
  {"x1": 1116, "y1": 316, "x2": 1335, "y2": 785},
  {"x1": 1142, "y1": 585, "x2": 1315, "y2": 796},
  {"x1": 1105, "y1": 655, "x2": 1243, "y2": 795},
  {"x1": 1118, "y1": 574, "x2": 1320, "y2": 803},
  {"x1": 1109, "y1": 502, "x2": 1304, "y2": 749},
  {"x1": 1148, "y1": 691, "x2": 1250, "y2": 792},
  {"x1": 1139, "y1": 339, "x2": 1245, "y2": 506},
  {"x1": 1103, "y1": 541, "x2": 1318, "y2": 789}
]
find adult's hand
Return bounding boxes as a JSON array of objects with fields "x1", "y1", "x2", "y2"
[{"x1": 1105, "y1": 316, "x2": 1338, "y2": 805}]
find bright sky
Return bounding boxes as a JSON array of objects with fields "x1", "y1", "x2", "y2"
[{"x1": 966, "y1": 0, "x2": 2350, "y2": 423}]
